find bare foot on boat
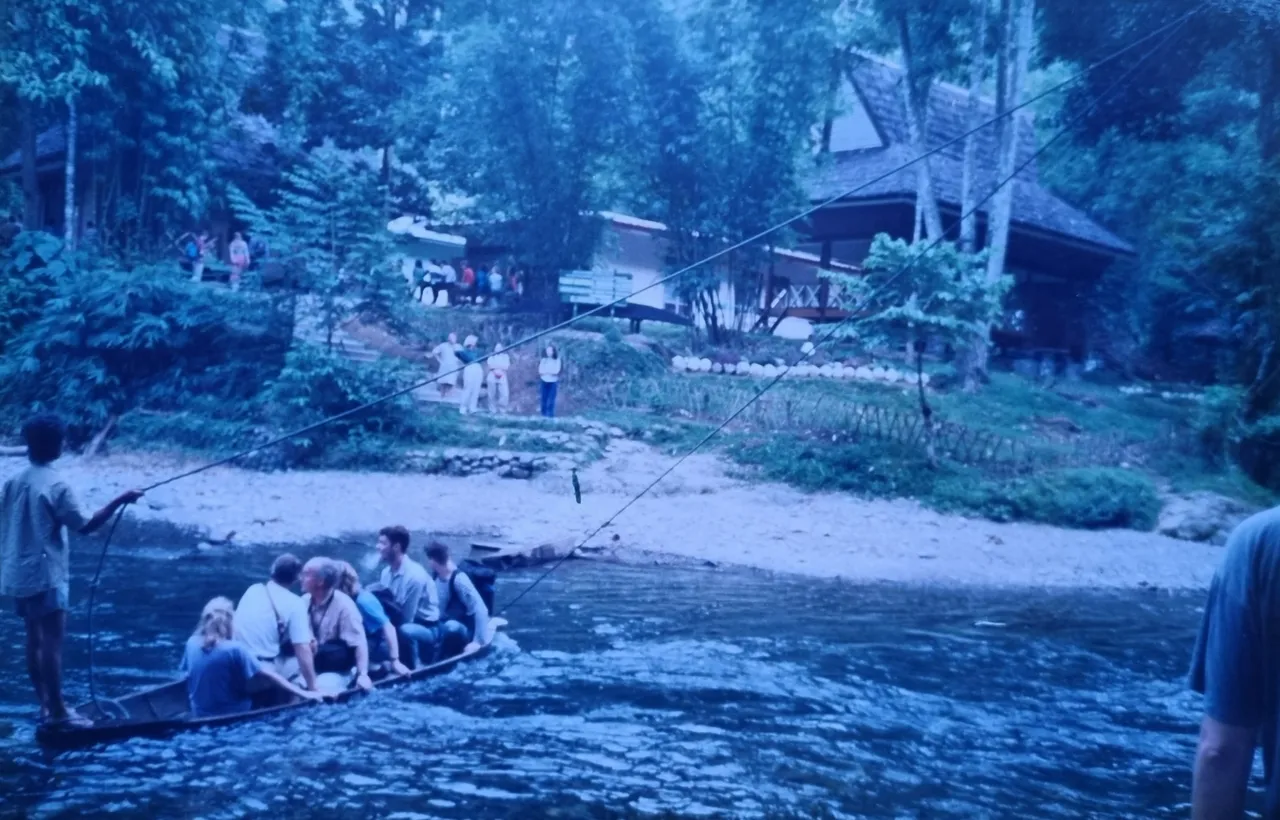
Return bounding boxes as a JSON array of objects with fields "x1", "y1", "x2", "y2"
[{"x1": 45, "y1": 709, "x2": 92, "y2": 729}]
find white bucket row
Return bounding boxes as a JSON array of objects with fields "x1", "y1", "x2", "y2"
[{"x1": 670, "y1": 356, "x2": 927, "y2": 385}]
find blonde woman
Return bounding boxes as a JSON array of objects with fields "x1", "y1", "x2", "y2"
[
  {"x1": 337, "y1": 561, "x2": 411, "y2": 677},
  {"x1": 180, "y1": 596, "x2": 322, "y2": 718}
]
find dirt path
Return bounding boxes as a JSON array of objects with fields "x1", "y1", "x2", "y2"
[{"x1": 5, "y1": 440, "x2": 1222, "y2": 590}]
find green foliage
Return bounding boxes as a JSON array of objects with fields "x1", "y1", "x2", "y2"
[
  {"x1": 730, "y1": 433, "x2": 1160, "y2": 531},
  {"x1": 261, "y1": 343, "x2": 420, "y2": 466},
  {"x1": 831, "y1": 234, "x2": 1009, "y2": 357},
  {"x1": 934, "y1": 468, "x2": 1162, "y2": 530},
  {"x1": 0, "y1": 239, "x2": 287, "y2": 442},
  {"x1": 629, "y1": 0, "x2": 835, "y2": 338},
  {"x1": 555, "y1": 337, "x2": 668, "y2": 383},
  {"x1": 231, "y1": 141, "x2": 402, "y2": 329},
  {"x1": 731, "y1": 435, "x2": 947, "y2": 498},
  {"x1": 116, "y1": 409, "x2": 262, "y2": 454},
  {"x1": 432, "y1": 0, "x2": 638, "y2": 300},
  {"x1": 0, "y1": 231, "x2": 65, "y2": 350}
]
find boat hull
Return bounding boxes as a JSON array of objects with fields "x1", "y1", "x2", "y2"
[{"x1": 36, "y1": 617, "x2": 507, "y2": 749}]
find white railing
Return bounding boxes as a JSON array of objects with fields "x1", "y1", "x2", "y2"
[{"x1": 767, "y1": 282, "x2": 852, "y2": 311}]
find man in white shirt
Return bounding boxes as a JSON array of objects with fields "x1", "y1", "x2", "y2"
[
  {"x1": 375, "y1": 526, "x2": 441, "y2": 669},
  {"x1": 234, "y1": 554, "x2": 318, "y2": 691}
]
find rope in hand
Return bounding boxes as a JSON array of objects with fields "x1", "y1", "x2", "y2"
[
  {"x1": 83, "y1": 3, "x2": 1203, "y2": 704},
  {"x1": 495, "y1": 10, "x2": 1197, "y2": 616}
]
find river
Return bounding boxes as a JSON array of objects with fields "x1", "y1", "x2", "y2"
[{"x1": 0, "y1": 540, "x2": 1221, "y2": 818}]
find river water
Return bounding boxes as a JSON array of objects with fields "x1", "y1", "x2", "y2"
[{"x1": 0, "y1": 540, "x2": 1222, "y2": 818}]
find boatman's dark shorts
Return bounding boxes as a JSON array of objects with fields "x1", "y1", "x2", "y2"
[{"x1": 14, "y1": 583, "x2": 69, "y2": 621}]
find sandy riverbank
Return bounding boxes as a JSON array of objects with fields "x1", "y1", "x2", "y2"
[{"x1": 2, "y1": 440, "x2": 1225, "y2": 590}]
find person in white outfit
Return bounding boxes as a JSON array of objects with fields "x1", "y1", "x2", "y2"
[
  {"x1": 430, "y1": 333, "x2": 461, "y2": 399},
  {"x1": 459, "y1": 335, "x2": 485, "y2": 415},
  {"x1": 487, "y1": 343, "x2": 511, "y2": 413}
]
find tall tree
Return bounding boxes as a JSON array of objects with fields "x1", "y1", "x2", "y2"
[
  {"x1": 958, "y1": 0, "x2": 991, "y2": 252},
  {"x1": 1, "y1": 0, "x2": 104, "y2": 236},
  {"x1": 431, "y1": 0, "x2": 640, "y2": 306},
  {"x1": 983, "y1": 0, "x2": 1034, "y2": 284},
  {"x1": 631, "y1": 0, "x2": 833, "y2": 339}
]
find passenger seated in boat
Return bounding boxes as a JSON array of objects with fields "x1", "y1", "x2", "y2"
[
  {"x1": 374, "y1": 526, "x2": 443, "y2": 669},
  {"x1": 338, "y1": 561, "x2": 411, "y2": 678},
  {"x1": 300, "y1": 558, "x2": 373, "y2": 691},
  {"x1": 182, "y1": 597, "x2": 322, "y2": 718},
  {"x1": 233, "y1": 554, "x2": 318, "y2": 692},
  {"x1": 425, "y1": 542, "x2": 488, "y2": 657}
]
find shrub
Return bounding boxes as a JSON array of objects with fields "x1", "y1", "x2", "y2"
[
  {"x1": 729, "y1": 435, "x2": 947, "y2": 498},
  {"x1": 262, "y1": 344, "x2": 421, "y2": 466},
  {"x1": 0, "y1": 247, "x2": 288, "y2": 444},
  {"x1": 557, "y1": 337, "x2": 667, "y2": 382},
  {"x1": 727, "y1": 434, "x2": 1160, "y2": 531},
  {"x1": 116, "y1": 410, "x2": 262, "y2": 454},
  {"x1": 935, "y1": 467, "x2": 1161, "y2": 530}
]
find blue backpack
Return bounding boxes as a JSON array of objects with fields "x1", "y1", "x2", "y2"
[{"x1": 184, "y1": 240, "x2": 199, "y2": 260}]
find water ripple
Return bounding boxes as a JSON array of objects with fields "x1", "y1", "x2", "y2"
[{"x1": 0, "y1": 548, "x2": 1233, "y2": 818}]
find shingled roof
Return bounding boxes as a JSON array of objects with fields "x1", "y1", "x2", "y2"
[{"x1": 809, "y1": 53, "x2": 1133, "y2": 255}]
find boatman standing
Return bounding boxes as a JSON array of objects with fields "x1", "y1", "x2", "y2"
[
  {"x1": 0, "y1": 415, "x2": 143, "y2": 728},
  {"x1": 1189, "y1": 505, "x2": 1280, "y2": 818}
]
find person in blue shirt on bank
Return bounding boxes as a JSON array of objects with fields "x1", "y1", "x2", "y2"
[
  {"x1": 180, "y1": 597, "x2": 322, "y2": 718},
  {"x1": 1189, "y1": 505, "x2": 1280, "y2": 819}
]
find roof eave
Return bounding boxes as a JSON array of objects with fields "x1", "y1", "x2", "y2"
[{"x1": 812, "y1": 195, "x2": 1135, "y2": 258}]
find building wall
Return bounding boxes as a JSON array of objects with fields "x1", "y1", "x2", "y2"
[{"x1": 592, "y1": 223, "x2": 846, "y2": 330}]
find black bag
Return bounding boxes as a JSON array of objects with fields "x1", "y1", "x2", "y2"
[
  {"x1": 451, "y1": 559, "x2": 496, "y2": 616},
  {"x1": 370, "y1": 587, "x2": 406, "y2": 628},
  {"x1": 314, "y1": 639, "x2": 356, "y2": 675}
]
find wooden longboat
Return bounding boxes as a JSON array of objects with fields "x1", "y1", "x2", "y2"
[{"x1": 35, "y1": 617, "x2": 508, "y2": 750}]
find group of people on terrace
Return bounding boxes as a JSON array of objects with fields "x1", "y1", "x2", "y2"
[{"x1": 411, "y1": 259, "x2": 523, "y2": 308}]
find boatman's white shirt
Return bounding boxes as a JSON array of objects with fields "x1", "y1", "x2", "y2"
[{"x1": 233, "y1": 580, "x2": 313, "y2": 660}]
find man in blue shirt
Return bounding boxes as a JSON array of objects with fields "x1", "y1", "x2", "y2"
[{"x1": 1189, "y1": 506, "x2": 1280, "y2": 818}]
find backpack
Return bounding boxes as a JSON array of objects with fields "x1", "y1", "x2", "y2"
[
  {"x1": 370, "y1": 586, "x2": 407, "y2": 628},
  {"x1": 450, "y1": 559, "x2": 496, "y2": 616},
  {"x1": 184, "y1": 240, "x2": 200, "y2": 260}
]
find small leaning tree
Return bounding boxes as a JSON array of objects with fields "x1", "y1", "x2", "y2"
[{"x1": 822, "y1": 234, "x2": 1010, "y2": 465}]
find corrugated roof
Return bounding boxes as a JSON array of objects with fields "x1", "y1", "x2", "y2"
[{"x1": 809, "y1": 54, "x2": 1133, "y2": 255}]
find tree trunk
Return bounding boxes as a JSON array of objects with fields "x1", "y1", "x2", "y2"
[
  {"x1": 64, "y1": 94, "x2": 78, "y2": 249},
  {"x1": 897, "y1": 15, "x2": 945, "y2": 241},
  {"x1": 20, "y1": 98, "x2": 40, "y2": 230},
  {"x1": 985, "y1": 0, "x2": 1033, "y2": 284},
  {"x1": 959, "y1": 0, "x2": 1030, "y2": 392},
  {"x1": 915, "y1": 345, "x2": 938, "y2": 468},
  {"x1": 959, "y1": 0, "x2": 989, "y2": 252}
]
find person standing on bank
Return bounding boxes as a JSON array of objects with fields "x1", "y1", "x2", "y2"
[
  {"x1": 1189, "y1": 505, "x2": 1280, "y2": 818},
  {"x1": 487, "y1": 343, "x2": 511, "y2": 413},
  {"x1": 538, "y1": 344, "x2": 562, "y2": 418},
  {"x1": 458, "y1": 335, "x2": 485, "y2": 416},
  {"x1": 0, "y1": 415, "x2": 144, "y2": 727}
]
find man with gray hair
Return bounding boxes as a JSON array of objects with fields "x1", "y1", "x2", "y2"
[{"x1": 300, "y1": 557, "x2": 372, "y2": 691}]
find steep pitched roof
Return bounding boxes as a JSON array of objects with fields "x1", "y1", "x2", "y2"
[{"x1": 809, "y1": 53, "x2": 1133, "y2": 256}]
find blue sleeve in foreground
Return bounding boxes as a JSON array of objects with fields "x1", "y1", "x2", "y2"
[{"x1": 1190, "y1": 574, "x2": 1264, "y2": 729}]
